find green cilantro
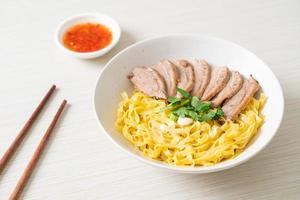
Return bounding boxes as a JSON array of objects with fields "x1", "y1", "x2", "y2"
[
  {"x1": 161, "y1": 88, "x2": 224, "y2": 122},
  {"x1": 215, "y1": 107, "x2": 224, "y2": 119},
  {"x1": 186, "y1": 110, "x2": 199, "y2": 120},
  {"x1": 176, "y1": 87, "x2": 190, "y2": 98},
  {"x1": 191, "y1": 96, "x2": 212, "y2": 112},
  {"x1": 167, "y1": 96, "x2": 180, "y2": 104},
  {"x1": 172, "y1": 107, "x2": 189, "y2": 117},
  {"x1": 198, "y1": 108, "x2": 224, "y2": 121}
]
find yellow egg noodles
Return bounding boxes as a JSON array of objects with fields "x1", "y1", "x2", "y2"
[{"x1": 115, "y1": 91, "x2": 266, "y2": 166}]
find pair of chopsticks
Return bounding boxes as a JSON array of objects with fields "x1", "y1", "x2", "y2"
[{"x1": 0, "y1": 85, "x2": 67, "y2": 200}]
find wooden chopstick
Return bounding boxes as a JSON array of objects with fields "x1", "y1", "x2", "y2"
[
  {"x1": 0, "y1": 85, "x2": 56, "y2": 175},
  {"x1": 9, "y1": 100, "x2": 67, "y2": 200}
]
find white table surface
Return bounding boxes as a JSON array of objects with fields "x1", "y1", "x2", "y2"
[{"x1": 1, "y1": 0, "x2": 299, "y2": 199}]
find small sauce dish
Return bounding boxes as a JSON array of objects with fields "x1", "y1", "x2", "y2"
[{"x1": 56, "y1": 13, "x2": 121, "y2": 59}]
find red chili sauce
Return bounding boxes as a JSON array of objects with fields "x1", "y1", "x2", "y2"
[{"x1": 63, "y1": 23, "x2": 112, "y2": 52}]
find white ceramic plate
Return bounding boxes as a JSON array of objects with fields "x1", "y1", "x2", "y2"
[{"x1": 94, "y1": 34, "x2": 284, "y2": 173}]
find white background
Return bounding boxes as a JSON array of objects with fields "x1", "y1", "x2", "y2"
[{"x1": 0, "y1": 0, "x2": 299, "y2": 199}]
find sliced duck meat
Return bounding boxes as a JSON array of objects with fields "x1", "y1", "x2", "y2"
[
  {"x1": 211, "y1": 71, "x2": 244, "y2": 107},
  {"x1": 191, "y1": 59, "x2": 211, "y2": 98},
  {"x1": 201, "y1": 66, "x2": 230, "y2": 101},
  {"x1": 173, "y1": 59, "x2": 195, "y2": 97},
  {"x1": 128, "y1": 67, "x2": 167, "y2": 99},
  {"x1": 222, "y1": 76, "x2": 260, "y2": 120},
  {"x1": 153, "y1": 60, "x2": 178, "y2": 97}
]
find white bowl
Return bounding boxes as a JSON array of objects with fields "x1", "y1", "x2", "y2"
[
  {"x1": 94, "y1": 34, "x2": 284, "y2": 173},
  {"x1": 55, "y1": 13, "x2": 121, "y2": 59}
]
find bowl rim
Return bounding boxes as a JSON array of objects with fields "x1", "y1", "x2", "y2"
[
  {"x1": 93, "y1": 34, "x2": 285, "y2": 173},
  {"x1": 55, "y1": 12, "x2": 121, "y2": 58}
]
